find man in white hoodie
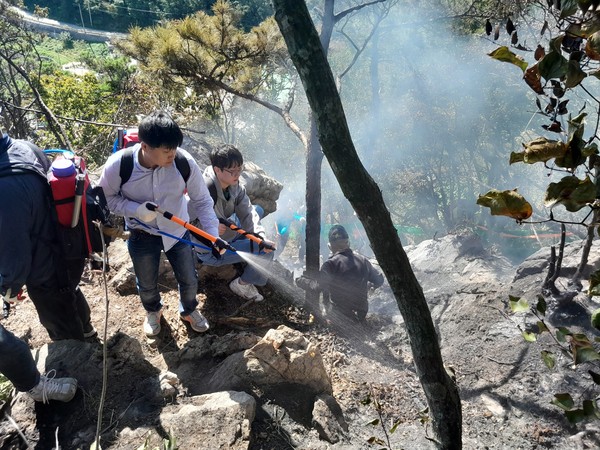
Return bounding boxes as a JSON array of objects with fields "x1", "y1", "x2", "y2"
[{"x1": 193, "y1": 144, "x2": 275, "y2": 302}]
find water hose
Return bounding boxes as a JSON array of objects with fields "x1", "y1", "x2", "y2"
[{"x1": 146, "y1": 203, "x2": 235, "y2": 257}]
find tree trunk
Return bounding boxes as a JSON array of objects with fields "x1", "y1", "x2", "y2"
[
  {"x1": 303, "y1": 0, "x2": 333, "y2": 304},
  {"x1": 272, "y1": 1, "x2": 462, "y2": 448},
  {"x1": 305, "y1": 116, "x2": 323, "y2": 307}
]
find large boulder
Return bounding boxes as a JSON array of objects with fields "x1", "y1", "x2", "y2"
[{"x1": 207, "y1": 325, "x2": 332, "y2": 395}]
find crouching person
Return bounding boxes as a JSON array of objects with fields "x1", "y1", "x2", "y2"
[
  {"x1": 192, "y1": 144, "x2": 275, "y2": 302},
  {"x1": 297, "y1": 225, "x2": 384, "y2": 323},
  {"x1": 0, "y1": 324, "x2": 77, "y2": 403}
]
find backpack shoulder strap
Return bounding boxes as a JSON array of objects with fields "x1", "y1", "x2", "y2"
[
  {"x1": 205, "y1": 175, "x2": 218, "y2": 205},
  {"x1": 174, "y1": 151, "x2": 190, "y2": 183},
  {"x1": 120, "y1": 148, "x2": 190, "y2": 187},
  {"x1": 119, "y1": 148, "x2": 135, "y2": 188}
]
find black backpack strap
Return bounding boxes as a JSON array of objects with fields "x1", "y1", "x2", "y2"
[
  {"x1": 119, "y1": 148, "x2": 190, "y2": 188},
  {"x1": 174, "y1": 151, "x2": 190, "y2": 183},
  {"x1": 119, "y1": 148, "x2": 135, "y2": 188},
  {"x1": 205, "y1": 176, "x2": 218, "y2": 205}
]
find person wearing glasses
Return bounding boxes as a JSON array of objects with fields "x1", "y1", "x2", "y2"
[
  {"x1": 191, "y1": 144, "x2": 275, "y2": 302},
  {"x1": 99, "y1": 111, "x2": 223, "y2": 337}
]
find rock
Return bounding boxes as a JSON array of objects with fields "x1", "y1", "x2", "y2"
[
  {"x1": 210, "y1": 331, "x2": 262, "y2": 358},
  {"x1": 207, "y1": 325, "x2": 332, "y2": 396},
  {"x1": 311, "y1": 393, "x2": 348, "y2": 443},
  {"x1": 159, "y1": 391, "x2": 256, "y2": 450}
]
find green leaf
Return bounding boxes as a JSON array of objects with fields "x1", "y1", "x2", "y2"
[
  {"x1": 591, "y1": 308, "x2": 600, "y2": 330},
  {"x1": 514, "y1": 137, "x2": 568, "y2": 164},
  {"x1": 537, "y1": 321, "x2": 548, "y2": 333},
  {"x1": 390, "y1": 419, "x2": 402, "y2": 433},
  {"x1": 477, "y1": 190, "x2": 532, "y2": 221},
  {"x1": 541, "y1": 350, "x2": 556, "y2": 369},
  {"x1": 556, "y1": 327, "x2": 572, "y2": 343},
  {"x1": 488, "y1": 46, "x2": 528, "y2": 72},
  {"x1": 572, "y1": 333, "x2": 592, "y2": 345},
  {"x1": 582, "y1": 399, "x2": 599, "y2": 418},
  {"x1": 565, "y1": 409, "x2": 587, "y2": 423},
  {"x1": 544, "y1": 176, "x2": 595, "y2": 212},
  {"x1": 589, "y1": 272, "x2": 600, "y2": 296},
  {"x1": 367, "y1": 436, "x2": 386, "y2": 445},
  {"x1": 565, "y1": 60, "x2": 587, "y2": 88},
  {"x1": 560, "y1": 0, "x2": 581, "y2": 18},
  {"x1": 538, "y1": 50, "x2": 570, "y2": 80},
  {"x1": 575, "y1": 346, "x2": 600, "y2": 364},
  {"x1": 536, "y1": 296, "x2": 547, "y2": 316},
  {"x1": 552, "y1": 393, "x2": 575, "y2": 410},
  {"x1": 509, "y1": 295, "x2": 530, "y2": 313},
  {"x1": 522, "y1": 331, "x2": 537, "y2": 342}
]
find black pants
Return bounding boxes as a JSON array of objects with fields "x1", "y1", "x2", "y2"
[{"x1": 27, "y1": 257, "x2": 91, "y2": 341}]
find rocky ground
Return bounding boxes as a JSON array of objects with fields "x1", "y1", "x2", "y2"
[{"x1": 1, "y1": 232, "x2": 600, "y2": 449}]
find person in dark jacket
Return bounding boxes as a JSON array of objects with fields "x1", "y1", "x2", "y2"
[
  {"x1": 0, "y1": 131, "x2": 95, "y2": 341},
  {"x1": 318, "y1": 224, "x2": 384, "y2": 322}
]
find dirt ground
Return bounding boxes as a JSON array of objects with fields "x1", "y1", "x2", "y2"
[{"x1": 1, "y1": 235, "x2": 600, "y2": 449}]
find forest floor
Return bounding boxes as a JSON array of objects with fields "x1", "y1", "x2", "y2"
[{"x1": 1, "y1": 234, "x2": 600, "y2": 449}]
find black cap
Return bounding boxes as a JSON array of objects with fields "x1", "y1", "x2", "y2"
[{"x1": 328, "y1": 225, "x2": 349, "y2": 243}]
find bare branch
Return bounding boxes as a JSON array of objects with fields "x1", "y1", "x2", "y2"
[{"x1": 334, "y1": 0, "x2": 387, "y2": 23}]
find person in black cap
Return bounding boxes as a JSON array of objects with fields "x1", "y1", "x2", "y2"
[{"x1": 298, "y1": 224, "x2": 384, "y2": 323}]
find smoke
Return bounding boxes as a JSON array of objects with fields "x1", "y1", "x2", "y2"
[{"x1": 212, "y1": 3, "x2": 573, "y2": 263}]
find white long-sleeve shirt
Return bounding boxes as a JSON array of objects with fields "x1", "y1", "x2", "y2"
[{"x1": 99, "y1": 144, "x2": 219, "y2": 251}]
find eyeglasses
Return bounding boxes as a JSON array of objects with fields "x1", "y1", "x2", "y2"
[{"x1": 222, "y1": 166, "x2": 243, "y2": 176}]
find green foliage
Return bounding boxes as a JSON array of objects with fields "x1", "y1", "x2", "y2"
[
  {"x1": 136, "y1": 429, "x2": 178, "y2": 450},
  {"x1": 362, "y1": 387, "x2": 402, "y2": 450},
  {"x1": 488, "y1": 46, "x2": 528, "y2": 72},
  {"x1": 509, "y1": 295, "x2": 530, "y2": 312},
  {"x1": 0, "y1": 373, "x2": 13, "y2": 404},
  {"x1": 21, "y1": 0, "x2": 270, "y2": 34},
  {"x1": 115, "y1": 1, "x2": 288, "y2": 98},
  {"x1": 36, "y1": 71, "x2": 117, "y2": 164},
  {"x1": 592, "y1": 308, "x2": 600, "y2": 330},
  {"x1": 508, "y1": 295, "x2": 600, "y2": 423},
  {"x1": 485, "y1": 2, "x2": 600, "y2": 231}
]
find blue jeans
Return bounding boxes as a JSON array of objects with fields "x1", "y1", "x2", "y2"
[
  {"x1": 196, "y1": 237, "x2": 274, "y2": 286},
  {"x1": 128, "y1": 230, "x2": 198, "y2": 315},
  {"x1": 0, "y1": 325, "x2": 39, "y2": 391}
]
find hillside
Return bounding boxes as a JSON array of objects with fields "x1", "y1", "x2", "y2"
[{"x1": 1, "y1": 232, "x2": 599, "y2": 449}]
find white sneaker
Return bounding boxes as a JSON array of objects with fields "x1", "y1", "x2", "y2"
[
  {"x1": 229, "y1": 277, "x2": 264, "y2": 302},
  {"x1": 181, "y1": 310, "x2": 210, "y2": 333},
  {"x1": 143, "y1": 310, "x2": 162, "y2": 337},
  {"x1": 28, "y1": 370, "x2": 77, "y2": 403},
  {"x1": 83, "y1": 326, "x2": 97, "y2": 338}
]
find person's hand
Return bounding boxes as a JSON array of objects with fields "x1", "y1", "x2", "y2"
[
  {"x1": 260, "y1": 239, "x2": 276, "y2": 253},
  {"x1": 218, "y1": 223, "x2": 228, "y2": 236},
  {"x1": 296, "y1": 276, "x2": 318, "y2": 291},
  {"x1": 136, "y1": 202, "x2": 158, "y2": 222},
  {"x1": 211, "y1": 237, "x2": 231, "y2": 259}
]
